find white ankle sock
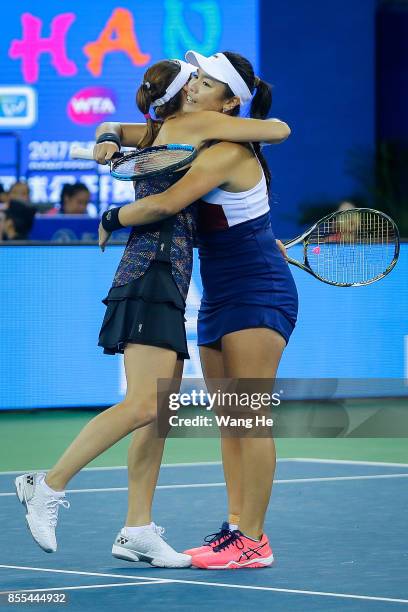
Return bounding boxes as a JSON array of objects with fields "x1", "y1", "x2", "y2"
[
  {"x1": 40, "y1": 475, "x2": 65, "y2": 496},
  {"x1": 229, "y1": 523, "x2": 238, "y2": 531},
  {"x1": 124, "y1": 522, "x2": 154, "y2": 536}
]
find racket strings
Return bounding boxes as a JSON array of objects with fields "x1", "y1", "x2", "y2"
[
  {"x1": 111, "y1": 148, "x2": 193, "y2": 178},
  {"x1": 307, "y1": 211, "x2": 398, "y2": 285}
]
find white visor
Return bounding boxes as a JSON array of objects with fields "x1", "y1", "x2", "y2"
[
  {"x1": 151, "y1": 60, "x2": 196, "y2": 109},
  {"x1": 185, "y1": 50, "x2": 253, "y2": 107}
]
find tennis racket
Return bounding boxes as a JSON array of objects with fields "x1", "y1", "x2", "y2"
[
  {"x1": 283, "y1": 208, "x2": 399, "y2": 286},
  {"x1": 70, "y1": 144, "x2": 197, "y2": 180}
]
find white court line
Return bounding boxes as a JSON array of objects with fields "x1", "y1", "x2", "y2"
[
  {"x1": 3, "y1": 457, "x2": 408, "y2": 476},
  {"x1": 2, "y1": 473, "x2": 408, "y2": 498},
  {"x1": 0, "y1": 462, "x2": 223, "y2": 476},
  {"x1": 288, "y1": 458, "x2": 408, "y2": 468},
  {"x1": 0, "y1": 581, "x2": 171, "y2": 595},
  {"x1": 0, "y1": 565, "x2": 407, "y2": 605},
  {"x1": 0, "y1": 483, "x2": 225, "y2": 498},
  {"x1": 0, "y1": 565, "x2": 163, "y2": 582},
  {"x1": 273, "y1": 473, "x2": 408, "y2": 483}
]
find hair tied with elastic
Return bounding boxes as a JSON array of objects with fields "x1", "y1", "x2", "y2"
[
  {"x1": 143, "y1": 81, "x2": 151, "y2": 89},
  {"x1": 254, "y1": 76, "x2": 261, "y2": 88},
  {"x1": 144, "y1": 113, "x2": 152, "y2": 120}
]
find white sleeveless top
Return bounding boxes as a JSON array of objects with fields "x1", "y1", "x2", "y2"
[{"x1": 200, "y1": 170, "x2": 269, "y2": 230}]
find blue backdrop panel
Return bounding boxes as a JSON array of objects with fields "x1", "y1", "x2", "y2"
[
  {"x1": 0, "y1": 244, "x2": 406, "y2": 410},
  {"x1": 30, "y1": 216, "x2": 99, "y2": 241},
  {"x1": 29, "y1": 215, "x2": 130, "y2": 242},
  {"x1": 260, "y1": 0, "x2": 376, "y2": 237}
]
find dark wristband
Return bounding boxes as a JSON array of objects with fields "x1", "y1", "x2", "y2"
[
  {"x1": 96, "y1": 132, "x2": 121, "y2": 149},
  {"x1": 101, "y1": 207, "x2": 124, "y2": 232}
]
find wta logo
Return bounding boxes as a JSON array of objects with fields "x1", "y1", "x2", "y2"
[{"x1": 67, "y1": 87, "x2": 117, "y2": 125}]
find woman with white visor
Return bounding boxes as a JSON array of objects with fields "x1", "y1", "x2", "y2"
[{"x1": 99, "y1": 50, "x2": 298, "y2": 569}]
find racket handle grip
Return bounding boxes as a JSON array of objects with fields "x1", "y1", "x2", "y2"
[{"x1": 70, "y1": 145, "x2": 95, "y2": 160}]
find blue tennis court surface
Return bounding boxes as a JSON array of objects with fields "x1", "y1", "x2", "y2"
[{"x1": 1, "y1": 459, "x2": 408, "y2": 611}]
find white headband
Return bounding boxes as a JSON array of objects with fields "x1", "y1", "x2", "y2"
[
  {"x1": 151, "y1": 60, "x2": 196, "y2": 109},
  {"x1": 185, "y1": 51, "x2": 253, "y2": 108}
]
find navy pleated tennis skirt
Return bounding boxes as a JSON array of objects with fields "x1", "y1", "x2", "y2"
[
  {"x1": 197, "y1": 212, "x2": 298, "y2": 346},
  {"x1": 98, "y1": 261, "x2": 189, "y2": 360}
]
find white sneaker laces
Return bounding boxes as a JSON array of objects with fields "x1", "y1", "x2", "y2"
[{"x1": 45, "y1": 497, "x2": 70, "y2": 527}]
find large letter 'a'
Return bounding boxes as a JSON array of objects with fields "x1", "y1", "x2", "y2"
[
  {"x1": 83, "y1": 8, "x2": 150, "y2": 77},
  {"x1": 163, "y1": 0, "x2": 221, "y2": 59}
]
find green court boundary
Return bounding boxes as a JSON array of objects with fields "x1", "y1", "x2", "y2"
[{"x1": 1, "y1": 406, "x2": 408, "y2": 471}]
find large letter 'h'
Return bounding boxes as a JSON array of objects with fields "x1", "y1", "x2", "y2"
[{"x1": 9, "y1": 13, "x2": 77, "y2": 84}]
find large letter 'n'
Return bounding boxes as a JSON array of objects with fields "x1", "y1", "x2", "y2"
[{"x1": 163, "y1": 0, "x2": 221, "y2": 59}]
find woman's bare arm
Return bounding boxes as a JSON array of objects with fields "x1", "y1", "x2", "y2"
[
  {"x1": 193, "y1": 111, "x2": 291, "y2": 144},
  {"x1": 117, "y1": 142, "x2": 243, "y2": 227},
  {"x1": 94, "y1": 111, "x2": 289, "y2": 162},
  {"x1": 94, "y1": 110, "x2": 289, "y2": 166}
]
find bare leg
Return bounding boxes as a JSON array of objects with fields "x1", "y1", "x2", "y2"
[
  {"x1": 125, "y1": 359, "x2": 184, "y2": 526},
  {"x1": 221, "y1": 328, "x2": 286, "y2": 540},
  {"x1": 221, "y1": 440, "x2": 242, "y2": 523},
  {"x1": 45, "y1": 344, "x2": 177, "y2": 491},
  {"x1": 200, "y1": 345, "x2": 242, "y2": 522}
]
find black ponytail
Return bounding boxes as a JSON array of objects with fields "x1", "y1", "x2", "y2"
[
  {"x1": 250, "y1": 78, "x2": 272, "y2": 195},
  {"x1": 250, "y1": 78, "x2": 272, "y2": 120},
  {"x1": 222, "y1": 51, "x2": 273, "y2": 194}
]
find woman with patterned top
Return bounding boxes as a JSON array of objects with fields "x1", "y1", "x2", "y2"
[
  {"x1": 15, "y1": 56, "x2": 289, "y2": 567},
  {"x1": 99, "y1": 51, "x2": 298, "y2": 570}
]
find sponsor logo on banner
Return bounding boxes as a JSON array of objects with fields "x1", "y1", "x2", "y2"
[
  {"x1": 67, "y1": 87, "x2": 117, "y2": 125},
  {"x1": 0, "y1": 86, "x2": 37, "y2": 127}
]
